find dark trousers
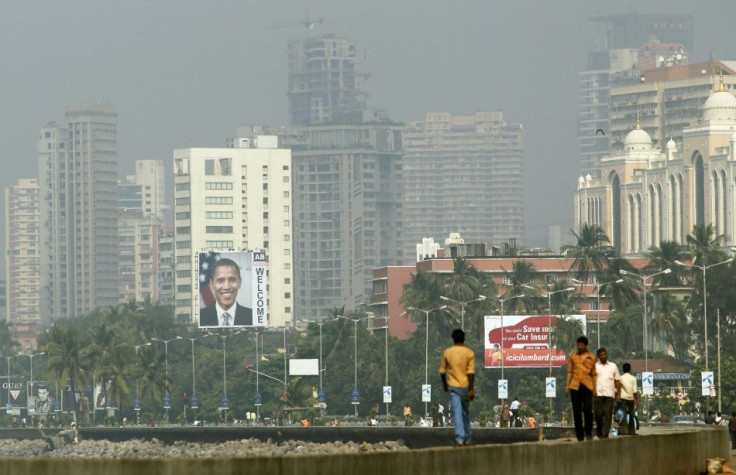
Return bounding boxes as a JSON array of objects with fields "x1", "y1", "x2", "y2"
[
  {"x1": 594, "y1": 396, "x2": 614, "y2": 438},
  {"x1": 570, "y1": 385, "x2": 593, "y2": 441},
  {"x1": 622, "y1": 399, "x2": 636, "y2": 435},
  {"x1": 730, "y1": 430, "x2": 736, "y2": 449}
]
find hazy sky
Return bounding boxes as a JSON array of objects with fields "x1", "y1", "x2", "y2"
[{"x1": 1, "y1": 0, "x2": 735, "y2": 251}]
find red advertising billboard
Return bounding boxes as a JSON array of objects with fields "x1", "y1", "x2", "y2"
[{"x1": 484, "y1": 315, "x2": 586, "y2": 368}]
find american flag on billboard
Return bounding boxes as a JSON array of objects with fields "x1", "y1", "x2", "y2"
[{"x1": 199, "y1": 251, "x2": 220, "y2": 308}]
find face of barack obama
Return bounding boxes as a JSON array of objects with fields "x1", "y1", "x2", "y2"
[{"x1": 210, "y1": 263, "x2": 242, "y2": 309}]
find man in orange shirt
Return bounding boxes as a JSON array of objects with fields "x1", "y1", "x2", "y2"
[
  {"x1": 565, "y1": 335, "x2": 597, "y2": 441},
  {"x1": 440, "y1": 329, "x2": 475, "y2": 446}
]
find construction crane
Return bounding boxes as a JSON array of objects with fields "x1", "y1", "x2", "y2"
[{"x1": 265, "y1": 12, "x2": 327, "y2": 33}]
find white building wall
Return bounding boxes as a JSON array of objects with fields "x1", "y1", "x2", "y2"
[{"x1": 173, "y1": 141, "x2": 293, "y2": 327}]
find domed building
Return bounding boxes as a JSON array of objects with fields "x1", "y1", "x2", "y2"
[{"x1": 575, "y1": 75, "x2": 736, "y2": 255}]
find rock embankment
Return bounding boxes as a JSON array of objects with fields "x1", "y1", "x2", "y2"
[{"x1": 0, "y1": 436, "x2": 407, "y2": 459}]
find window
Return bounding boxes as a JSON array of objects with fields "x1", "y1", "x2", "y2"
[
  {"x1": 176, "y1": 256, "x2": 190, "y2": 263},
  {"x1": 175, "y1": 212, "x2": 191, "y2": 220},
  {"x1": 283, "y1": 191, "x2": 290, "y2": 198},
  {"x1": 219, "y1": 158, "x2": 232, "y2": 176},
  {"x1": 263, "y1": 183, "x2": 268, "y2": 191},
  {"x1": 175, "y1": 183, "x2": 190, "y2": 191},
  {"x1": 284, "y1": 263, "x2": 290, "y2": 270},
  {"x1": 263, "y1": 226, "x2": 269, "y2": 234},
  {"x1": 263, "y1": 197, "x2": 268, "y2": 205},
  {"x1": 205, "y1": 196, "x2": 233, "y2": 205},
  {"x1": 545, "y1": 274, "x2": 557, "y2": 285},
  {"x1": 175, "y1": 197, "x2": 190, "y2": 205},
  {"x1": 206, "y1": 240, "x2": 234, "y2": 248},
  {"x1": 284, "y1": 249, "x2": 291, "y2": 255},
  {"x1": 177, "y1": 285, "x2": 191, "y2": 293},
  {"x1": 283, "y1": 205, "x2": 290, "y2": 212},
  {"x1": 176, "y1": 240, "x2": 191, "y2": 249},
  {"x1": 206, "y1": 226, "x2": 233, "y2": 233},
  {"x1": 263, "y1": 212, "x2": 269, "y2": 219},
  {"x1": 176, "y1": 270, "x2": 189, "y2": 278},
  {"x1": 284, "y1": 292, "x2": 291, "y2": 299},
  {"x1": 285, "y1": 307, "x2": 292, "y2": 313},
  {"x1": 205, "y1": 182, "x2": 233, "y2": 190},
  {"x1": 283, "y1": 234, "x2": 290, "y2": 241},
  {"x1": 263, "y1": 241, "x2": 269, "y2": 248},
  {"x1": 176, "y1": 226, "x2": 191, "y2": 235},
  {"x1": 283, "y1": 220, "x2": 290, "y2": 227},
  {"x1": 282, "y1": 165, "x2": 289, "y2": 171},
  {"x1": 205, "y1": 159, "x2": 215, "y2": 175},
  {"x1": 284, "y1": 277, "x2": 291, "y2": 284},
  {"x1": 283, "y1": 176, "x2": 290, "y2": 183},
  {"x1": 206, "y1": 211, "x2": 234, "y2": 219}
]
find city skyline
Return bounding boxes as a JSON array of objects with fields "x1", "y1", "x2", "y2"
[{"x1": 1, "y1": 3, "x2": 735, "y2": 271}]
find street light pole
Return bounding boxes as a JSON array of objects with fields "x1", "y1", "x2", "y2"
[
  {"x1": 591, "y1": 279, "x2": 624, "y2": 348},
  {"x1": 489, "y1": 295, "x2": 524, "y2": 380},
  {"x1": 151, "y1": 336, "x2": 182, "y2": 423},
  {"x1": 133, "y1": 343, "x2": 151, "y2": 398},
  {"x1": 544, "y1": 287, "x2": 575, "y2": 378},
  {"x1": 440, "y1": 295, "x2": 487, "y2": 332},
  {"x1": 675, "y1": 258, "x2": 732, "y2": 372},
  {"x1": 408, "y1": 305, "x2": 447, "y2": 417},
  {"x1": 336, "y1": 315, "x2": 373, "y2": 417},
  {"x1": 620, "y1": 268, "x2": 671, "y2": 372},
  {"x1": 18, "y1": 352, "x2": 45, "y2": 398}
]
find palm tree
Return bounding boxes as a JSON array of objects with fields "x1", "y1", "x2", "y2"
[
  {"x1": 567, "y1": 224, "x2": 611, "y2": 284},
  {"x1": 443, "y1": 258, "x2": 482, "y2": 302},
  {"x1": 647, "y1": 240, "x2": 686, "y2": 286},
  {"x1": 502, "y1": 261, "x2": 539, "y2": 313},
  {"x1": 598, "y1": 258, "x2": 641, "y2": 311},
  {"x1": 43, "y1": 326, "x2": 86, "y2": 420},
  {"x1": 399, "y1": 271, "x2": 443, "y2": 311},
  {"x1": 687, "y1": 224, "x2": 727, "y2": 266},
  {"x1": 136, "y1": 346, "x2": 169, "y2": 403},
  {"x1": 550, "y1": 316, "x2": 585, "y2": 355},
  {"x1": 0, "y1": 320, "x2": 19, "y2": 357},
  {"x1": 649, "y1": 294, "x2": 687, "y2": 359}
]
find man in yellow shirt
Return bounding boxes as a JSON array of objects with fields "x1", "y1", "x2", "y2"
[
  {"x1": 439, "y1": 329, "x2": 475, "y2": 446},
  {"x1": 565, "y1": 335, "x2": 597, "y2": 441}
]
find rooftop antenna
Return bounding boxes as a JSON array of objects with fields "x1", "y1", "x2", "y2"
[{"x1": 265, "y1": 11, "x2": 328, "y2": 37}]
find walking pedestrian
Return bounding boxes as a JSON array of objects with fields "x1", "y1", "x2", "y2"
[
  {"x1": 439, "y1": 328, "x2": 475, "y2": 446},
  {"x1": 510, "y1": 397, "x2": 521, "y2": 427},
  {"x1": 594, "y1": 348, "x2": 620, "y2": 438},
  {"x1": 501, "y1": 401, "x2": 510, "y2": 428},
  {"x1": 729, "y1": 412, "x2": 736, "y2": 449},
  {"x1": 619, "y1": 362, "x2": 639, "y2": 436},
  {"x1": 403, "y1": 404, "x2": 412, "y2": 426},
  {"x1": 565, "y1": 335, "x2": 597, "y2": 441},
  {"x1": 438, "y1": 402, "x2": 445, "y2": 427}
]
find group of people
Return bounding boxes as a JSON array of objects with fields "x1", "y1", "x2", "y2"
[{"x1": 566, "y1": 335, "x2": 639, "y2": 441}]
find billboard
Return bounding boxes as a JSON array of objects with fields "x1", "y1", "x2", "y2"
[
  {"x1": 484, "y1": 314, "x2": 586, "y2": 368},
  {"x1": 198, "y1": 250, "x2": 268, "y2": 328},
  {"x1": 1, "y1": 380, "x2": 26, "y2": 408},
  {"x1": 28, "y1": 381, "x2": 52, "y2": 414},
  {"x1": 289, "y1": 359, "x2": 319, "y2": 376}
]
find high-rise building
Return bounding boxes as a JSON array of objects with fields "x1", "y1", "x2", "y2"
[
  {"x1": 118, "y1": 160, "x2": 167, "y2": 219},
  {"x1": 117, "y1": 160, "x2": 167, "y2": 304},
  {"x1": 287, "y1": 35, "x2": 368, "y2": 126},
  {"x1": 286, "y1": 123, "x2": 404, "y2": 320},
  {"x1": 4, "y1": 179, "x2": 40, "y2": 326},
  {"x1": 609, "y1": 62, "x2": 736, "y2": 152},
  {"x1": 39, "y1": 103, "x2": 119, "y2": 320},
  {"x1": 402, "y1": 112, "x2": 524, "y2": 251},
  {"x1": 173, "y1": 136, "x2": 294, "y2": 327},
  {"x1": 157, "y1": 228, "x2": 175, "y2": 308},
  {"x1": 579, "y1": 12, "x2": 694, "y2": 176}
]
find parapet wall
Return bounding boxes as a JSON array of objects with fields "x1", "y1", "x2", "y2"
[{"x1": 0, "y1": 426, "x2": 729, "y2": 475}]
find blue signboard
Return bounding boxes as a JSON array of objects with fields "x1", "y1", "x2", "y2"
[
  {"x1": 318, "y1": 388, "x2": 326, "y2": 403},
  {"x1": 190, "y1": 394, "x2": 200, "y2": 409},
  {"x1": 134, "y1": 398, "x2": 141, "y2": 411},
  {"x1": 221, "y1": 395, "x2": 230, "y2": 409},
  {"x1": 53, "y1": 399, "x2": 61, "y2": 413},
  {"x1": 351, "y1": 388, "x2": 360, "y2": 405},
  {"x1": 163, "y1": 393, "x2": 171, "y2": 409},
  {"x1": 254, "y1": 391, "x2": 262, "y2": 406}
]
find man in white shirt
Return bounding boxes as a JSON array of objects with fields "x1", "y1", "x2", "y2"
[
  {"x1": 510, "y1": 397, "x2": 521, "y2": 427},
  {"x1": 619, "y1": 362, "x2": 639, "y2": 435},
  {"x1": 594, "y1": 348, "x2": 620, "y2": 438}
]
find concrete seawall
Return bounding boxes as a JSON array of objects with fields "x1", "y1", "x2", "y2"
[{"x1": 0, "y1": 426, "x2": 729, "y2": 475}]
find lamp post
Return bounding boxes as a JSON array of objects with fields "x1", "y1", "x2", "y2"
[
  {"x1": 408, "y1": 305, "x2": 448, "y2": 416},
  {"x1": 439, "y1": 295, "x2": 486, "y2": 331},
  {"x1": 217, "y1": 330, "x2": 242, "y2": 415},
  {"x1": 133, "y1": 343, "x2": 151, "y2": 398},
  {"x1": 489, "y1": 295, "x2": 525, "y2": 380},
  {"x1": 4, "y1": 355, "x2": 13, "y2": 411},
  {"x1": 675, "y1": 258, "x2": 732, "y2": 372},
  {"x1": 544, "y1": 287, "x2": 575, "y2": 377},
  {"x1": 587, "y1": 279, "x2": 624, "y2": 348},
  {"x1": 187, "y1": 336, "x2": 204, "y2": 411},
  {"x1": 336, "y1": 315, "x2": 374, "y2": 416},
  {"x1": 150, "y1": 336, "x2": 182, "y2": 423},
  {"x1": 18, "y1": 352, "x2": 45, "y2": 397},
  {"x1": 619, "y1": 268, "x2": 671, "y2": 372}
]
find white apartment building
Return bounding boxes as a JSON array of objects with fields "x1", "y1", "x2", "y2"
[
  {"x1": 4, "y1": 178, "x2": 41, "y2": 325},
  {"x1": 173, "y1": 137, "x2": 293, "y2": 327}
]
